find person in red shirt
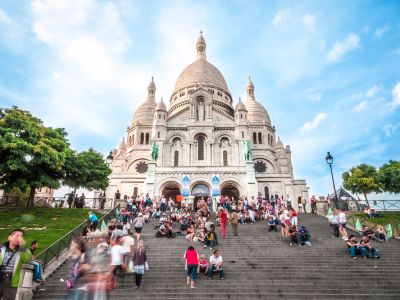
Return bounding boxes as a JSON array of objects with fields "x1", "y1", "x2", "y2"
[
  {"x1": 218, "y1": 208, "x2": 228, "y2": 238},
  {"x1": 184, "y1": 246, "x2": 199, "y2": 288}
]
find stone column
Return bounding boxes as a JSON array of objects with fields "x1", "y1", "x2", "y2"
[
  {"x1": 16, "y1": 264, "x2": 34, "y2": 300},
  {"x1": 245, "y1": 160, "x2": 257, "y2": 200},
  {"x1": 144, "y1": 162, "x2": 157, "y2": 198}
]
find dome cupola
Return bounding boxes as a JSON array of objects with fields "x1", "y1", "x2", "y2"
[{"x1": 245, "y1": 77, "x2": 271, "y2": 124}]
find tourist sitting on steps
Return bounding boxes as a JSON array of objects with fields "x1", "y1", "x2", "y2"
[
  {"x1": 208, "y1": 250, "x2": 224, "y2": 280},
  {"x1": 359, "y1": 235, "x2": 380, "y2": 258},
  {"x1": 29, "y1": 240, "x2": 45, "y2": 283},
  {"x1": 203, "y1": 226, "x2": 218, "y2": 250},
  {"x1": 362, "y1": 225, "x2": 375, "y2": 239},
  {"x1": 267, "y1": 215, "x2": 278, "y2": 232},
  {"x1": 346, "y1": 235, "x2": 366, "y2": 258},
  {"x1": 375, "y1": 225, "x2": 387, "y2": 242},
  {"x1": 298, "y1": 226, "x2": 312, "y2": 246},
  {"x1": 327, "y1": 209, "x2": 340, "y2": 238},
  {"x1": 288, "y1": 225, "x2": 298, "y2": 246},
  {"x1": 198, "y1": 254, "x2": 209, "y2": 275}
]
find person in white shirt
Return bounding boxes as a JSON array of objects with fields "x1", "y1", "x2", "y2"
[
  {"x1": 338, "y1": 209, "x2": 348, "y2": 240},
  {"x1": 111, "y1": 236, "x2": 125, "y2": 276},
  {"x1": 122, "y1": 221, "x2": 131, "y2": 236},
  {"x1": 121, "y1": 232, "x2": 135, "y2": 268},
  {"x1": 208, "y1": 250, "x2": 224, "y2": 280}
]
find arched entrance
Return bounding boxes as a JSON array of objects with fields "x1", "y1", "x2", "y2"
[
  {"x1": 191, "y1": 183, "x2": 210, "y2": 209},
  {"x1": 161, "y1": 182, "x2": 181, "y2": 201},
  {"x1": 220, "y1": 182, "x2": 240, "y2": 201}
]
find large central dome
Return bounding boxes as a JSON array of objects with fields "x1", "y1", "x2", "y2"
[{"x1": 173, "y1": 33, "x2": 229, "y2": 95}]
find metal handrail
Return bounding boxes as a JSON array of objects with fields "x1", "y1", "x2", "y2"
[
  {"x1": 0, "y1": 196, "x2": 115, "y2": 209},
  {"x1": 36, "y1": 206, "x2": 119, "y2": 270}
]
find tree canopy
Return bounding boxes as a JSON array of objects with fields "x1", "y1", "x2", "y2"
[
  {"x1": 63, "y1": 148, "x2": 111, "y2": 193},
  {"x1": 378, "y1": 160, "x2": 400, "y2": 194},
  {"x1": 0, "y1": 107, "x2": 69, "y2": 207},
  {"x1": 342, "y1": 164, "x2": 380, "y2": 206}
]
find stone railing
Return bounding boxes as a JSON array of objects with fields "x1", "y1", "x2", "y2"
[{"x1": 16, "y1": 264, "x2": 34, "y2": 300}]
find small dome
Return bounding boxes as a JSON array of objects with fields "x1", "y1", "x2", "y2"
[
  {"x1": 245, "y1": 99, "x2": 270, "y2": 124},
  {"x1": 131, "y1": 99, "x2": 156, "y2": 125},
  {"x1": 156, "y1": 98, "x2": 167, "y2": 111},
  {"x1": 131, "y1": 78, "x2": 158, "y2": 125},
  {"x1": 235, "y1": 98, "x2": 247, "y2": 111},
  {"x1": 276, "y1": 137, "x2": 284, "y2": 149},
  {"x1": 245, "y1": 77, "x2": 271, "y2": 124}
]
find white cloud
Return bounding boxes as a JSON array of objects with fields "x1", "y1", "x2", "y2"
[
  {"x1": 326, "y1": 33, "x2": 360, "y2": 63},
  {"x1": 0, "y1": 8, "x2": 10, "y2": 23},
  {"x1": 302, "y1": 14, "x2": 315, "y2": 31},
  {"x1": 391, "y1": 82, "x2": 400, "y2": 108},
  {"x1": 366, "y1": 85, "x2": 381, "y2": 98},
  {"x1": 272, "y1": 10, "x2": 288, "y2": 27},
  {"x1": 309, "y1": 92, "x2": 322, "y2": 101},
  {"x1": 353, "y1": 100, "x2": 367, "y2": 112},
  {"x1": 383, "y1": 124, "x2": 397, "y2": 137},
  {"x1": 300, "y1": 113, "x2": 327, "y2": 133},
  {"x1": 29, "y1": 0, "x2": 142, "y2": 136},
  {"x1": 374, "y1": 23, "x2": 391, "y2": 38}
]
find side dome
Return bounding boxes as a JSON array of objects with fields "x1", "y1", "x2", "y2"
[
  {"x1": 235, "y1": 98, "x2": 247, "y2": 111},
  {"x1": 131, "y1": 77, "x2": 157, "y2": 125},
  {"x1": 245, "y1": 77, "x2": 271, "y2": 124},
  {"x1": 172, "y1": 32, "x2": 229, "y2": 95}
]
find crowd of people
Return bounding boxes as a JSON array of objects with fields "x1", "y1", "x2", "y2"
[{"x1": 1, "y1": 191, "x2": 390, "y2": 299}]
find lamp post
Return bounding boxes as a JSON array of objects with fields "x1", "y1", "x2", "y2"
[
  {"x1": 106, "y1": 151, "x2": 113, "y2": 167},
  {"x1": 325, "y1": 152, "x2": 339, "y2": 209}
]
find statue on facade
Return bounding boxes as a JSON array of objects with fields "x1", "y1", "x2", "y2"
[
  {"x1": 243, "y1": 141, "x2": 252, "y2": 161},
  {"x1": 151, "y1": 142, "x2": 159, "y2": 161}
]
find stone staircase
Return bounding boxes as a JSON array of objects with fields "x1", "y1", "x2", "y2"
[{"x1": 33, "y1": 213, "x2": 400, "y2": 299}]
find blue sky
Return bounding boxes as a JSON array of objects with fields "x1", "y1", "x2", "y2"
[{"x1": 0, "y1": 0, "x2": 399, "y2": 197}]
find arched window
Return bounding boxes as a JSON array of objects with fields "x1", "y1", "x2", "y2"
[
  {"x1": 145, "y1": 133, "x2": 150, "y2": 144},
  {"x1": 264, "y1": 186, "x2": 270, "y2": 200},
  {"x1": 158, "y1": 132, "x2": 160, "y2": 139},
  {"x1": 240, "y1": 113, "x2": 243, "y2": 119},
  {"x1": 197, "y1": 136, "x2": 205, "y2": 160},
  {"x1": 132, "y1": 135, "x2": 134, "y2": 145},
  {"x1": 174, "y1": 151, "x2": 179, "y2": 167},
  {"x1": 223, "y1": 150, "x2": 228, "y2": 166},
  {"x1": 158, "y1": 114, "x2": 161, "y2": 119},
  {"x1": 140, "y1": 133, "x2": 144, "y2": 144},
  {"x1": 133, "y1": 187, "x2": 138, "y2": 197},
  {"x1": 268, "y1": 135, "x2": 270, "y2": 145},
  {"x1": 128, "y1": 136, "x2": 131, "y2": 146},
  {"x1": 242, "y1": 131, "x2": 244, "y2": 138},
  {"x1": 258, "y1": 132, "x2": 262, "y2": 144},
  {"x1": 253, "y1": 132, "x2": 257, "y2": 144}
]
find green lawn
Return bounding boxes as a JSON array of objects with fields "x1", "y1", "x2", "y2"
[
  {"x1": 353, "y1": 211, "x2": 400, "y2": 226},
  {"x1": 0, "y1": 208, "x2": 104, "y2": 253}
]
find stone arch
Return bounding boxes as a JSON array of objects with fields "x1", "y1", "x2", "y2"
[
  {"x1": 127, "y1": 158, "x2": 150, "y2": 173},
  {"x1": 253, "y1": 155, "x2": 278, "y2": 173},
  {"x1": 159, "y1": 180, "x2": 182, "y2": 201},
  {"x1": 220, "y1": 180, "x2": 241, "y2": 200},
  {"x1": 214, "y1": 132, "x2": 234, "y2": 144},
  {"x1": 166, "y1": 132, "x2": 187, "y2": 144}
]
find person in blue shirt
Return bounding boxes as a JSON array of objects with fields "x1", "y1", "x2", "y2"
[{"x1": 88, "y1": 211, "x2": 98, "y2": 231}]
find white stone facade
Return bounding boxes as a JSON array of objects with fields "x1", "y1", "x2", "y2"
[{"x1": 107, "y1": 33, "x2": 308, "y2": 203}]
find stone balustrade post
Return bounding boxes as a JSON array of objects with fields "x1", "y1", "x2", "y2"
[
  {"x1": 16, "y1": 264, "x2": 34, "y2": 300},
  {"x1": 316, "y1": 197, "x2": 328, "y2": 216}
]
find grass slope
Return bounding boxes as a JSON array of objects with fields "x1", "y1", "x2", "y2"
[
  {"x1": 353, "y1": 211, "x2": 400, "y2": 226},
  {"x1": 0, "y1": 208, "x2": 104, "y2": 252}
]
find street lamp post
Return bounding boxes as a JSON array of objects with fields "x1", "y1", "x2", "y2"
[{"x1": 325, "y1": 152, "x2": 339, "y2": 209}]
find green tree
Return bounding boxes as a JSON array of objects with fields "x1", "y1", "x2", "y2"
[
  {"x1": 0, "y1": 107, "x2": 70, "y2": 207},
  {"x1": 63, "y1": 148, "x2": 111, "y2": 195},
  {"x1": 342, "y1": 164, "x2": 380, "y2": 207},
  {"x1": 378, "y1": 160, "x2": 400, "y2": 193}
]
